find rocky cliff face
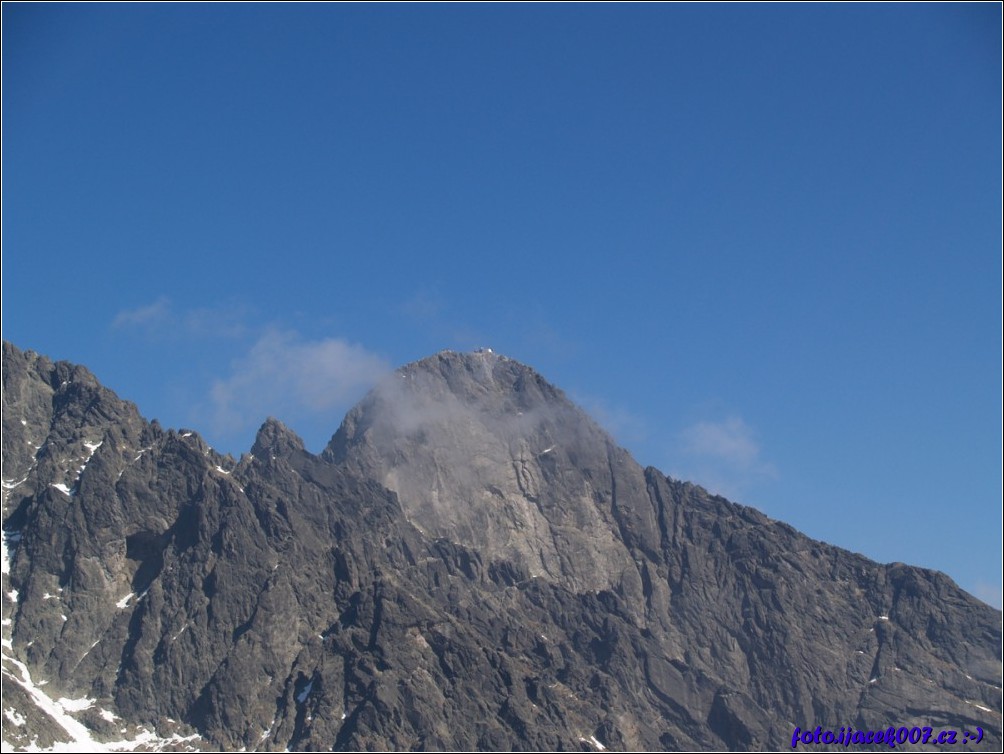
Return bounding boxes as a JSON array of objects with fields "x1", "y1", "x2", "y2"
[
  {"x1": 2, "y1": 342, "x2": 1001, "y2": 751},
  {"x1": 326, "y1": 350, "x2": 652, "y2": 596}
]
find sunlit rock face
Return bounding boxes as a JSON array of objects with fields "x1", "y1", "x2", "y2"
[
  {"x1": 326, "y1": 350, "x2": 657, "y2": 596},
  {"x1": 3, "y1": 341, "x2": 1001, "y2": 752}
]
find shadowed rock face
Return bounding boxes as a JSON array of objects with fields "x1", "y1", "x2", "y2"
[{"x1": 2, "y1": 342, "x2": 1001, "y2": 752}]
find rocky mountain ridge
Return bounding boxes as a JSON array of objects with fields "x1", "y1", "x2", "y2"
[{"x1": 2, "y1": 342, "x2": 1001, "y2": 751}]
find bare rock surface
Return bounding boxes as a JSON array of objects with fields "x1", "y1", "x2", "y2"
[{"x1": 2, "y1": 342, "x2": 1000, "y2": 751}]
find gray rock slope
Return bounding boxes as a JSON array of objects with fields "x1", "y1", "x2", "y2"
[{"x1": 2, "y1": 342, "x2": 1000, "y2": 751}]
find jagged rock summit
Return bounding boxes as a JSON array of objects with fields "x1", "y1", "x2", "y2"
[
  {"x1": 327, "y1": 349, "x2": 656, "y2": 595},
  {"x1": 2, "y1": 342, "x2": 1001, "y2": 751}
]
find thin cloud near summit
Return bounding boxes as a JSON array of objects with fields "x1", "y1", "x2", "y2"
[
  {"x1": 672, "y1": 415, "x2": 778, "y2": 501},
  {"x1": 209, "y1": 327, "x2": 390, "y2": 436}
]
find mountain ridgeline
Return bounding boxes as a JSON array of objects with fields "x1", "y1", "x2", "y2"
[{"x1": 1, "y1": 342, "x2": 1000, "y2": 751}]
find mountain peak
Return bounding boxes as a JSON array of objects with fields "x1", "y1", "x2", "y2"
[
  {"x1": 3, "y1": 342, "x2": 1000, "y2": 751},
  {"x1": 325, "y1": 349, "x2": 653, "y2": 593},
  {"x1": 398, "y1": 348, "x2": 530, "y2": 391},
  {"x1": 251, "y1": 416, "x2": 305, "y2": 458}
]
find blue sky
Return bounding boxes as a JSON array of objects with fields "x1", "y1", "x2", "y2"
[{"x1": 3, "y1": 4, "x2": 1000, "y2": 607}]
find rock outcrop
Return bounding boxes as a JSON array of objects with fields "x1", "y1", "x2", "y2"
[{"x1": 2, "y1": 343, "x2": 1000, "y2": 751}]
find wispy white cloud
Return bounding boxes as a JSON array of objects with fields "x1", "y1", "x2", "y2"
[
  {"x1": 571, "y1": 391, "x2": 648, "y2": 448},
  {"x1": 209, "y1": 328, "x2": 390, "y2": 435},
  {"x1": 969, "y1": 581, "x2": 1003, "y2": 609},
  {"x1": 682, "y1": 417, "x2": 766, "y2": 470},
  {"x1": 672, "y1": 415, "x2": 777, "y2": 501},
  {"x1": 179, "y1": 304, "x2": 251, "y2": 339},
  {"x1": 397, "y1": 288, "x2": 488, "y2": 350},
  {"x1": 112, "y1": 296, "x2": 172, "y2": 329},
  {"x1": 111, "y1": 296, "x2": 250, "y2": 339},
  {"x1": 400, "y1": 289, "x2": 446, "y2": 321}
]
